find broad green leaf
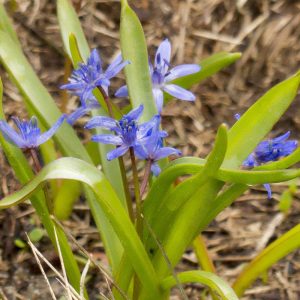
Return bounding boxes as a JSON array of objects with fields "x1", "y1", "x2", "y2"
[
  {"x1": 58, "y1": 0, "x2": 126, "y2": 206},
  {"x1": 161, "y1": 271, "x2": 238, "y2": 300},
  {"x1": 0, "y1": 30, "x2": 89, "y2": 160},
  {"x1": 0, "y1": 157, "x2": 161, "y2": 298},
  {"x1": 0, "y1": 3, "x2": 20, "y2": 47},
  {"x1": 54, "y1": 180, "x2": 81, "y2": 220},
  {"x1": 164, "y1": 52, "x2": 241, "y2": 102},
  {"x1": 57, "y1": 0, "x2": 90, "y2": 60},
  {"x1": 120, "y1": 0, "x2": 157, "y2": 121},
  {"x1": 232, "y1": 224, "x2": 300, "y2": 297},
  {"x1": 225, "y1": 72, "x2": 300, "y2": 168},
  {"x1": 0, "y1": 78, "x2": 83, "y2": 292},
  {"x1": 29, "y1": 228, "x2": 45, "y2": 242},
  {"x1": 144, "y1": 125, "x2": 228, "y2": 252},
  {"x1": 0, "y1": 17, "x2": 123, "y2": 271}
]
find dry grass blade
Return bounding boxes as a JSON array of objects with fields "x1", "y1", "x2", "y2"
[
  {"x1": 26, "y1": 236, "x2": 83, "y2": 300},
  {"x1": 52, "y1": 216, "x2": 129, "y2": 300},
  {"x1": 80, "y1": 259, "x2": 90, "y2": 299},
  {"x1": 53, "y1": 226, "x2": 73, "y2": 300},
  {"x1": 26, "y1": 233, "x2": 57, "y2": 300},
  {"x1": 0, "y1": 288, "x2": 9, "y2": 300}
]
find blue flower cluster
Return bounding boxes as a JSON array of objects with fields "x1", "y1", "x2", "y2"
[
  {"x1": 236, "y1": 114, "x2": 298, "y2": 198},
  {"x1": 0, "y1": 115, "x2": 65, "y2": 150},
  {"x1": 116, "y1": 39, "x2": 201, "y2": 112},
  {"x1": 85, "y1": 105, "x2": 181, "y2": 175},
  {"x1": 60, "y1": 49, "x2": 129, "y2": 124}
]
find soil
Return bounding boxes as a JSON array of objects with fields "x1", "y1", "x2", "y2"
[{"x1": 1, "y1": 0, "x2": 300, "y2": 299}]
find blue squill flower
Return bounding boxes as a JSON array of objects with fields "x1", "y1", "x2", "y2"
[
  {"x1": 85, "y1": 105, "x2": 154, "y2": 160},
  {"x1": 235, "y1": 113, "x2": 298, "y2": 198},
  {"x1": 135, "y1": 115, "x2": 181, "y2": 176},
  {"x1": 116, "y1": 39, "x2": 201, "y2": 113},
  {"x1": 0, "y1": 115, "x2": 66, "y2": 150},
  {"x1": 61, "y1": 49, "x2": 129, "y2": 124}
]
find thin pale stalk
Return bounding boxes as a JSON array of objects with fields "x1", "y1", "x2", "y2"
[
  {"x1": 140, "y1": 159, "x2": 152, "y2": 197},
  {"x1": 129, "y1": 147, "x2": 143, "y2": 300}
]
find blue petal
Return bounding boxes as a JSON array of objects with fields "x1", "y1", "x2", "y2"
[
  {"x1": 85, "y1": 116, "x2": 117, "y2": 130},
  {"x1": 151, "y1": 162, "x2": 161, "y2": 176},
  {"x1": 0, "y1": 120, "x2": 26, "y2": 148},
  {"x1": 163, "y1": 84, "x2": 195, "y2": 101},
  {"x1": 36, "y1": 115, "x2": 66, "y2": 146},
  {"x1": 107, "y1": 145, "x2": 128, "y2": 161},
  {"x1": 126, "y1": 105, "x2": 144, "y2": 121},
  {"x1": 153, "y1": 88, "x2": 164, "y2": 113},
  {"x1": 243, "y1": 153, "x2": 257, "y2": 167},
  {"x1": 263, "y1": 183, "x2": 272, "y2": 199},
  {"x1": 154, "y1": 147, "x2": 181, "y2": 161},
  {"x1": 67, "y1": 107, "x2": 90, "y2": 125},
  {"x1": 60, "y1": 82, "x2": 85, "y2": 90},
  {"x1": 91, "y1": 134, "x2": 122, "y2": 145},
  {"x1": 115, "y1": 85, "x2": 129, "y2": 98},
  {"x1": 234, "y1": 113, "x2": 241, "y2": 120},
  {"x1": 105, "y1": 54, "x2": 130, "y2": 79},
  {"x1": 138, "y1": 115, "x2": 161, "y2": 139},
  {"x1": 165, "y1": 64, "x2": 201, "y2": 82},
  {"x1": 88, "y1": 49, "x2": 102, "y2": 72},
  {"x1": 272, "y1": 131, "x2": 290, "y2": 143},
  {"x1": 155, "y1": 39, "x2": 171, "y2": 70}
]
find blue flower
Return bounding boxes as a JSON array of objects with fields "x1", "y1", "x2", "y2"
[
  {"x1": 115, "y1": 39, "x2": 201, "y2": 113},
  {"x1": 243, "y1": 131, "x2": 297, "y2": 198},
  {"x1": 135, "y1": 115, "x2": 181, "y2": 176},
  {"x1": 0, "y1": 115, "x2": 66, "y2": 150},
  {"x1": 243, "y1": 132, "x2": 298, "y2": 167},
  {"x1": 60, "y1": 49, "x2": 129, "y2": 124},
  {"x1": 85, "y1": 105, "x2": 150, "y2": 160}
]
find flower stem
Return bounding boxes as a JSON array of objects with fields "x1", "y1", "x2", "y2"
[
  {"x1": 97, "y1": 86, "x2": 134, "y2": 222},
  {"x1": 29, "y1": 148, "x2": 53, "y2": 213},
  {"x1": 140, "y1": 159, "x2": 152, "y2": 197},
  {"x1": 97, "y1": 86, "x2": 114, "y2": 117}
]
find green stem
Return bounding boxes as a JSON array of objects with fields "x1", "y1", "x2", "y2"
[
  {"x1": 97, "y1": 86, "x2": 133, "y2": 222},
  {"x1": 29, "y1": 148, "x2": 53, "y2": 213}
]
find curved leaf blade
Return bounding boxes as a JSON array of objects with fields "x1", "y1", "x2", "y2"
[
  {"x1": 225, "y1": 72, "x2": 300, "y2": 168},
  {"x1": 0, "y1": 157, "x2": 161, "y2": 298},
  {"x1": 232, "y1": 224, "x2": 300, "y2": 297},
  {"x1": 161, "y1": 271, "x2": 238, "y2": 300},
  {"x1": 120, "y1": 0, "x2": 157, "y2": 121}
]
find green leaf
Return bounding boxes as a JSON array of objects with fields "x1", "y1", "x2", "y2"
[
  {"x1": 15, "y1": 238, "x2": 26, "y2": 248},
  {"x1": 164, "y1": 52, "x2": 241, "y2": 102},
  {"x1": 0, "y1": 3, "x2": 20, "y2": 47},
  {"x1": 225, "y1": 72, "x2": 300, "y2": 168},
  {"x1": 0, "y1": 78, "x2": 83, "y2": 293},
  {"x1": 143, "y1": 125, "x2": 228, "y2": 252},
  {"x1": 161, "y1": 271, "x2": 238, "y2": 300},
  {"x1": 28, "y1": 228, "x2": 45, "y2": 243},
  {"x1": 120, "y1": 0, "x2": 157, "y2": 121},
  {"x1": 0, "y1": 30, "x2": 89, "y2": 160},
  {"x1": 56, "y1": 0, "x2": 90, "y2": 61},
  {"x1": 232, "y1": 224, "x2": 300, "y2": 297},
  {"x1": 0, "y1": 157, "x2": 162, "y2": 298},
  {"x1": 54, "y1": 180, "x2": 81, "y2": 220},
  {"x1": 0, "y1": 20, "x2": 123, "y2": 272}
]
